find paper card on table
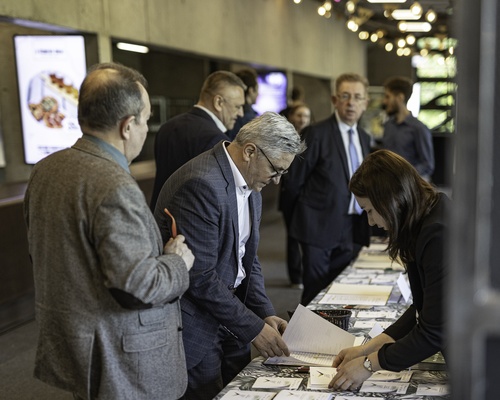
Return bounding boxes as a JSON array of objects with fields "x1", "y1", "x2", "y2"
[
  {"x1": 308, "y1": 367, "x2": 337, "y2": 389},
  {"x1": 319, "y1": 284, "x2": 393, "y2": 306},
  {"x1": 416, "y1": 384, "x2": 450, "y2": 395},
  {"x1": 356, "y1": 310, "x2": 397, "y2": 319},
  {"x1": 397, "y1": 273, "x2": 412, "y2": 302},
  {"x1": 334, "y1": 396, "x2": 384, "y2": 400},
  {"x1": 219, "y1": 389, "x2": 277, "y2": 399},
  {"x1": 264, "y1": 304, "x2": 356, "y2": 366},
  {"x1": 359, "y1": 381, "x2": 409, "y2": 394},
  {"x1": 353, "y1": 320, "x2": 392, "y2": 329},
  {"x1": 339, "y1": 277, "x2": 371, "y2": 285},
  {"x1": 252, "y1": 377, "x2": 303, "y2": 390},
  {"x1": 274, "y1": 390, "x2": 333, "y2": 400},
  {"x1": 367, "y1": 370, "x2": 413, "y2": 382},
  {"x1": 368, "y1": 322, "x2": 386, "y2": 338},
  {"x1": 370, "y1": 273, "x2": 400, "y2": 285}
]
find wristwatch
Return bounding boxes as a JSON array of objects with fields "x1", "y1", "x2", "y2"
[{"x1": 363, "y1": 356, "x2": 373, "y2": 373}]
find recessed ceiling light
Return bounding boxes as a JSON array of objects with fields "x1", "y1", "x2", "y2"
[
  {"x1": 398, "y1": 21, "x2": 432, "y2": 32},
  {"x1": 116, "y1": 42, "x2": 149, "y2": 54},
  {"x1": 391, "y1": 9, "x2": 421, "y2": 20}
]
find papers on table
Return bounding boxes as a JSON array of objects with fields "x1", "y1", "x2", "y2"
[
  {"x1": 220, "y1": 390, "x2": 276, "y2": 399},
  {"x1": 252, "y1": 377, "x2": 302, "y2": 390},
  {"x1": 353, "y1": 320, "x2": 392, "y2": 329},
  {"x1": 359, "y1": 380, "x2": 410, "y2": 394},
  {"x1": 416, "y1": 384, "x2": 450, "y2": 395},
  {"x1": 319, "y1": 283, "x2": 393, "y2": 306},
  {"x1": 334, "y1": 396, "x2": 383, "y2": 400},
  {"x1": 368, "y1": 370, "x2": 413, "y2": 382},
  {"x1": 274, "y1": 391, "x2": 333, "y2": 399},
  {"x1": 308, "y1": 367, "x2": 337, "y2": 389},
  {"x1": 264, "y1": 305, "x2": 356, "y2": 366}
]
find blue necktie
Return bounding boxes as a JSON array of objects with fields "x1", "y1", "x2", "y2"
[{"x1": 348, "y1": 129, "x2": 363, "y2": 214}]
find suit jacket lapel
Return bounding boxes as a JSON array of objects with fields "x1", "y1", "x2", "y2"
[{"x1": 213, "y1": 142, "x2": 240, "y2": 263}]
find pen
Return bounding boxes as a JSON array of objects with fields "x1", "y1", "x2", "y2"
[{"x1": 164, "y1": 208, "x2": 177, "y2": 238}]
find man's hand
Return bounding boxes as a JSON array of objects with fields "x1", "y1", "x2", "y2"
[
  {"x1": 163, "y1": 234, "x2": 195, "y2": 271},
  {"x1": 264, "y1": 316, "x2": 287, "y2": 334},
  {"x1": 252, "y1": 318, "x2": 290, "y2": 359}
]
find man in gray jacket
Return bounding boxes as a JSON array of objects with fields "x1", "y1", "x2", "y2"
[{"x1": 24, "y1": 62, "x2": 194, "y2": 400}]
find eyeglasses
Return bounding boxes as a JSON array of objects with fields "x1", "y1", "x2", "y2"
[
  {"x1": 255, "y1": 145, "x2": 288, "y2": 176},
  {"x1": 338, "y1": 93, "x2": 366, "y2": 103}
]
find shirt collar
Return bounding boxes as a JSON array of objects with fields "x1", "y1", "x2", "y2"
[
  {"x1": 222, "y1": 141, "x2": 252, "y2": 195},
  {"x1": 335, "y1": 110, "x2": 358, "y2": 134},
  {"x1": 82, "y1": 134, "x2": 130, "y2": 173},
  {"x1": 195, "y1": 105, "x2": 226, "y2": 133}
]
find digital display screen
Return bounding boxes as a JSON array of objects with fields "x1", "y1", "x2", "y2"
[
  {"x1": 14, "y1": 35, "x2": 87, "y2": 164},
  {"x1": 253, "y1": 71, "x2": 288, "y2": 115}
]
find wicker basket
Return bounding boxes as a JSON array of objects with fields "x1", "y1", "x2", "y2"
[{"x1": 312, "y1": 309, "x2": 352, "y2": 331}]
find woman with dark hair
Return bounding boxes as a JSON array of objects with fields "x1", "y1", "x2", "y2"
[{"x1": 329, "y1": 149, "x2": 449, "y2": 391}]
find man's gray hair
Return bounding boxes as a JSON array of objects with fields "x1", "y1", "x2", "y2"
[{"x1": 235, "y1": 112, "x2": 306, "y2": 157}]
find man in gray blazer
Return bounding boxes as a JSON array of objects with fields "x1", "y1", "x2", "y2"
[
  {"x1": 24, "y1": 63, "x2": 194, "y2": 400},
  {"x1": 154, "y1": 112, "x2": 306, "y2": 400}
]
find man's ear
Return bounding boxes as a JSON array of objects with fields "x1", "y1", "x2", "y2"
[
  {"x1": 119, "y1": 116, "x2": 135, "y2": 140},
  {"x1": 242, "y1": 142, "x2": 257, "y2": 162},
  {"x1": 213, "y1": 94, "x2": 224, "y2": 113}
]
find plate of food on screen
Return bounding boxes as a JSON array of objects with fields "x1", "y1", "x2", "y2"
[{"x1": 27, "y1": 71, "x2": 79, "y2": 129}]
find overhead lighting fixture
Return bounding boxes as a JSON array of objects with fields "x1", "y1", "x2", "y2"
[
  {"x1": 391, "y1": 9, "x2": 421, "y2": 20},
  {"x1": 324, "y1": 1, "x2": 332, "y2": 11},
  {"x1": 406, "y1": 34, "x2": 416, "y2": 45},
  {"x1": 370, "y1": 33, "x2": 379, "y2": 42},
  {"x1": 398, "y1": 21, "x2": 432, "y2": 32},
  {"x1": 347, "y1": 19, "x2": 359, "y2": 32},
  {"x1": 358, "y1": 31, "x2": 370, "y2": 40},
  {"x1": 425, "y1": 9, "x2": 437, "y2": 23},
  {"x1": 385, "y1": 42, "x2": 394, "y2": 52},
  {"x1": 410, "y1": 1, "x2": 423, "y2": 16},
  {"x1": 367, "y1": 0, "x2": 406, "y2": 3},
  {"x1": 116, "y1": 42, "x2": 149, "y2": 54},
  {"x1": 293, "y1": 0, "x2": 302, "y2": 4},
  {"x1": 346, "y1": 0, "x2": 356, "y2": 13}
]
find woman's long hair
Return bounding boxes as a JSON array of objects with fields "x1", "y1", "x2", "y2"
[{"x1": 349, "y1": 150, "x2": 440, "y2": 265}]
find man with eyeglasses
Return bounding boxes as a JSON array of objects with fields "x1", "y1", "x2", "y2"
[
  {"x1": 284, "y1": 73, "x2": 372, "y2": 305},
  {"x1": 150, "y1": 70, "x2": 246, "y2": 210},
  {"x1": 154, "y1": 112, "x2": 306, "y2": 400}
]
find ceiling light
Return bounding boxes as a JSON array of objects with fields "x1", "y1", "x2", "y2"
[
  {"x1": 346, "y1": 1, "x2": 356, "y2": 13},
  {"x1": 385, "y1": 42, "x2": 394, "y2": 52},
  {"x1": 420, "y1": 48, "x2": 429, "y2": 56},
  {"x1": 398, "y1": 21, "x2": 432, "y2": 32},
  {"x1": 324, "y1": 1, "x2": 332, "y2": 11},
  {"x1": 397, "y1": 38, "x2": 406, "y2": 47},
  {"x1": 391, "y1": 9, "x2": 421, "y2": 20},
  {"x1": 367, "y1": 0, "x2": 406, "y2": 3},
  {"x1": 406, "y1": 34, "x2": 416, "y2": 45},
  {"x1": 359, "y1": 31, "x2": 370, "y2": 40},
  {"x1": 376, "y1": 29, "x2": 385, "y2": 38},
  {"x1": 403, "y1": 47, "x2": 412, "y2": 56},
  {"x1": 318, "y1": 6, "x2": 326, "y2": 16},
  {"x1": 293, "y1": 0, "x2": 301, "y2": 4},
  {"x1": 347, "y1": 19, "x2": 359, "y2": 32},
  {"x1": 370, "y1": 33, "x2": 379, "y2": 42},
  {"x1": 425, "y1": 9, "x2": 437, "y2": 23},
  {"x1": 410, "y1": 2, "x2": 423, "y2": 16},
  {"x1": 397, "y1": 47, "x2": 405, "y2": 56},
  {"x1": 116, "y1": 42, "x2": 149, "y2": 54}
]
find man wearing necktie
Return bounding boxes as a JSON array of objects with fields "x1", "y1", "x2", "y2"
[{"x1": 284, "y1": 73, "x2": 372, "y2": 305}]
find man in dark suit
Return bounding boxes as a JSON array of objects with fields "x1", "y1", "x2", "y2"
[
  {"x1": 284, "y1": 73, "x2": 372, "y2": 305},
  {"x1": 154, "y1": 112, "x2": 305, "y2": 400},
  {"x1": 150, "y1": 70, "x2": 246, "y2": 209}
]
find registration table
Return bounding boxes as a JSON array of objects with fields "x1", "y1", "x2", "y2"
[{"x1": 214, "y1": 242, "x2": 449, "y2": 400}]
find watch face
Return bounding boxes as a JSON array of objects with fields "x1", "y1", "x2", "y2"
[{"x1": 364, "y1": 357, "x2": 373, "y2": 372}]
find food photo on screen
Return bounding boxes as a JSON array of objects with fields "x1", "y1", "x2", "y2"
[{"x1": 14, "y1": 35, "x2": 87, "y2": 164}]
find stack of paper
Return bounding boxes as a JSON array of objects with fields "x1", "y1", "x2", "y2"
[
  {"x1": 252, "y1": 377, "x2": 302, "y2": 390},
  {"x1": 318, "y1": 283, "x2": 393, "y2": 306}
]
